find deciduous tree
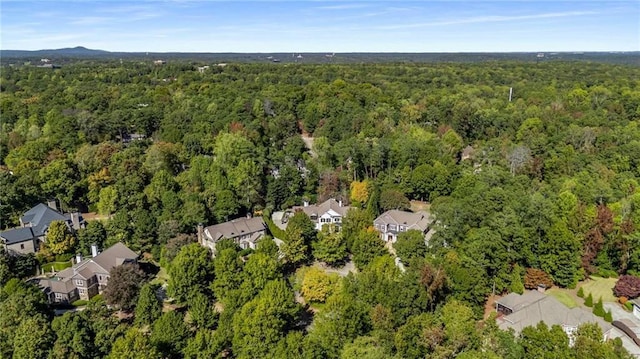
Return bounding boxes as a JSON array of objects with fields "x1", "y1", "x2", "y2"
[{"x1": 103, "y1": 263, "x2": 147, "y2": 311}]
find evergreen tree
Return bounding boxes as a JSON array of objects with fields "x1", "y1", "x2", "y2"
[
  {"x1": 135, "y1": 283, "x2": 162, "y2": 327},
  {"x1": 585, "y1": 293, "x2": 594, "y2": 307}
]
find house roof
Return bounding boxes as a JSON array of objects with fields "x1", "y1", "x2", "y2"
[
  {"x1": 496, "y1": 290, "x2": 546, "y2": 311},
  {"x1": 39, "y1": 277, "x2": 76, "y2": 295},
  {"x1": 461, "y1": 145, "x2": 475, "y2": 160},
  {"x1": 374, "y1": 210, "x2": 432, "y2": 231},
  {"x1": 20, "y1": 203, "x2": 68, "y2": 237},
  {"x1": 497, "y1": 291, "x2": 613, "y2": 335},
  {"x1": 204, "y1": 217, "x2": 266, "y2": 242},
  {"x1": 0, "y1": 227, "x2": 36, "y2": 244},
  {"x1": 57, "y1": 242, "x2": 137, "y2": 281},
  {"x1": 293, "y1": 198, "x2": 351, "y2": 218}
]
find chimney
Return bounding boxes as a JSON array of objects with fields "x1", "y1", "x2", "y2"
[
  {"x1": 303, "y1": 200, "x2": 309, "y2": 207},
  {"x1": 70, "y1": 212, "x2": 80, "y2": 230},
  {"x1": 338, "y1": 199, "x2": 343, "y2": 207},
  {"x1": 75, "y1": 253, "x2": 82, "y2": 264},
  {"x1": 91, "y1": 244, "x2": 99, "y2": 258},
  {"x1": 47, "y1": 200, "x2": 57, "y2": 211},
  {"x1": 197, "y1": 223, "x2": 204, "y2": 245}
]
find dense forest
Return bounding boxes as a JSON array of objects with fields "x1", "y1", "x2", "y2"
[{"x1": 1, "y1": 59, "x2": 639, "y2": 358}]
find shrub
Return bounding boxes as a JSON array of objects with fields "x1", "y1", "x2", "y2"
[
  {"x1": 72, "y1": 299, "x2": 88, "y2": 307},
  {"x1": 625, "y1": 301, "x2": 634, "y2": 311},
  {"x1": 585, "y1": 293, "x2": 593, "y2": 307},
  {"x1": 593, "y1": 297, "x2": 605, "y2": 317},
  {"x1": 264, "y1": 217, "x2": 286, "y2": 240},
  {"x1": 613, "y1": 275, "x2": 640, "y2": 299},
  {"x1": 619, "y1": 296, "x2": 628, "y2": 305},
  {"x1": 596, "y1": 269, "x2": 618, "y2": 279},
  {"x1": 604, "y1": 310, "x2": 613, "y2": 322},
  {"x1": 577, "y1": 287, "x2": 584, "y2": 298}
]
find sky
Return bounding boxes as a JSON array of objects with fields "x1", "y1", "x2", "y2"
[{"x1": 1, "y1": 0, "x2": 639, "y2": 52}]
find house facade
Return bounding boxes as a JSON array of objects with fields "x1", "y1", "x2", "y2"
[
  {"x1": 198, "y1": 216, "x2": 267, "y2": 253},
  {"x1": 373, "y1": 210, "x2": 432, "y2": 243},
  {"x1": 39, "y1": 242, "x2": 137, "y2": 304},
  {"x1": 496, "y1": 290, "x2": 613, "y2": 346},
  {"x1": 0, "y1": 202, "x2": 85, "y2": 255},
  {"x1": 290, "y1": 198, "x2": 351, "y2": 231}
]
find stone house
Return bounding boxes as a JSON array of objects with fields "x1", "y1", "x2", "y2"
[
  {"x1": 0, "y1": 202, "x2": 85, "y2": 255},
  {"x1": 39, "y1": 242, "x2": 138, "y2": 304}
]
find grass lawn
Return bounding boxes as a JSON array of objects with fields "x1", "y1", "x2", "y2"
[
  {"x1": 580, "y1": 276, "x2": 617, "y2": 302},
  {"x1": 546, "y1": 288, "x2": 579, "y2": 308},
  {"x1": 150, "y1": 266, "x2": 169, "y2": 286},
  {"x1": 41, "y1": 261, "x2": 72, "y2": 273}
]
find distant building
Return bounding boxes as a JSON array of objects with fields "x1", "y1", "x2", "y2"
[
  {"x1": 153, "y1": 60, "x2": 166, "y2": 65},
  {"x1": 373, "y1": 210, "x2": 432, "y2": 243},
  {"x1": 39, "y1": 242, "x2": 138, "y2": 304},
  {"x1": 198, "y1": 217, "x2": 267, "y2": 253}
]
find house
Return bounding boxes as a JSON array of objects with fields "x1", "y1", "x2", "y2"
[
  {"x1": 198, "y1": 217, "x2": 267, "y2": 253},
  {"x1": 39, "y1": 242, "x2": 138, "y2": 304},
  {"x1": 496, "y1": 290, "x2": 613, "y2": 346},
  {"x1": 289, "y1": 198, "x2": 351, "y2": 231},
  {"x1": 373, "y1": 210, "x2": 432, "y2": 243},
  {"x1": 0, "y1": 202, "x2": 85, "y2": 255},
  {"x1": 461, "y1": 145, "x2": 475, "y2": 161}
]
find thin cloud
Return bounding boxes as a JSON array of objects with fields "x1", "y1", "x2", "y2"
[
  {"x1": 314, "y1": 3, "x2": 369, "y2": 11},
  {"x1": 378, "y1": 10, "x2": 599, "y2": 30}
]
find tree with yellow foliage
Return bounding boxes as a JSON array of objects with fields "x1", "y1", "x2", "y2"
[{"x1": 350, "y1": 180, "x2": 370, "y2": 207}]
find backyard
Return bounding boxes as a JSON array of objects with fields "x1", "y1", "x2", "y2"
[{"x1": 580, "y1": 276, "x2": 618, "y2": 302}]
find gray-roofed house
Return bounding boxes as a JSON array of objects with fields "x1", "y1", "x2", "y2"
[
  {"x1": 1, "y1": 202, "x2": 85, "y2": 255},
  {"x1": 199, "y1": 216, "x2": 267, "y2": 253},
  {"x1": 39, "y1": 242, "x2": 138, "y2": 304},
  {"x1": 496, "y1": 290, "x2": 614, "y2": 346},
  {"x1": 291, "y1": 198, "x2": 351, "y2": 231},
  {"x1": 0, "y1": 227, "x2": 39, "y2": 254},
  {"x1": 373, "y1": 210, "x2": 432, "y2": 243}
]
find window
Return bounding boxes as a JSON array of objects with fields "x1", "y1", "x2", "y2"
[
  {"x1": 75, "y1": 280, "x2": 83, "y2": 286},
  {"x1": 389, "y1": 224, "x2": 396, "y2": 231},
  {"x1": 79, "y1": 289, "x2": 85, "y2": 294},
  {"x1": 20, "y1": 244, "x2": 25, "y2": 250},
  {"x1": 399, "y1": 226, "x2": 405, "y2": 231},
  {"x1": 334, "y1": 217, "x2": 341, "y2": 222}
]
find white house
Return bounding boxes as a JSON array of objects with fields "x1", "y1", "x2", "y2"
[
  {"x1": 290, "y1": 198, "x2": 351, "y2": 231},
  {"x1": 373, "y1": 210, "x2": 432, "y2": 243}
]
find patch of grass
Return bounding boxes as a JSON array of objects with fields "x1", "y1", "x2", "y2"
[
  {"x1": 580, "y1": 276, "x2": 617, "y2": 303},
  {"x1": 546, "y1": 288, "x2": 579, "y2": 308},
  {"x1": 41, "y1": 261, "x2": 72, "y2": 273},
  {"x1": 72, "y1": 299, "x2": 88, "y2": 307},
  {"x1": 150, "y1": 266, "x2": 169, "y2": 286}
]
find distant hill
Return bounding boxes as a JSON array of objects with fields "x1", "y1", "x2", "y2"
[
  {"x1": 1, "y1": 46, "x2": 638, "y2": 65},
  {"x1": 1, "y1": 46, "x2": 110, "y2": 58}
]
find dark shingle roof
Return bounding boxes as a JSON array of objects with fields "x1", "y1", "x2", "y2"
[
  {"x1": 20, "y1": 203, "x2": 68, "y2": 237},
  {"x1": 0, "y1": 227, "x2": 36, "y2": 244}
]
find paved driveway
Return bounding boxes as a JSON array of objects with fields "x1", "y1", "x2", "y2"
[{"x1": 604, "y1": 302, "x2": 640, "y2": 357}]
